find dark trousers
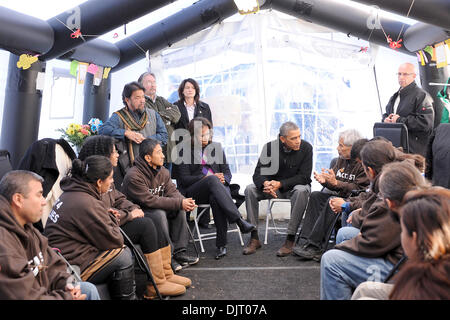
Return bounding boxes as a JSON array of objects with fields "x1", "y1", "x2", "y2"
[
  {"x1": 298, "y1": 191, "x2": 339, "y2": 249},
  {"x1": 86, "y1": 247, "x2": 133, "y2": 284},
  {"x1": 144, "y1": 208, "x2": 189, "y2": 254},
  {"x1": 121, "y1": 217, "x2": 167, "y2": 254},
  {"x1": 185, "y1": 175, "x2": 241, "y2": 248}
]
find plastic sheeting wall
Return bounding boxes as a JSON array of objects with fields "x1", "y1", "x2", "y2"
[{"x1": 152, "y1": 11, "x2": 386, "y2": 177}]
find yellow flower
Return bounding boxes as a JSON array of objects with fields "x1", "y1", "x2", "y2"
[
  {"x1": 66, "y1": 128, "x2": 75, "y2": 136},
  {"x1": 74, "y1": 124, "x2": 82, "y2": 131}
]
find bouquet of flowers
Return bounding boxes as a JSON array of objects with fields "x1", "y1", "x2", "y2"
[{"x1": 58, "y1": 118, "x2": 103, "y2": 150}]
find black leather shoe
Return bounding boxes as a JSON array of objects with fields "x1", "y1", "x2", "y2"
[
  {"x1": 215, "y1": 246, "x2": 227, "y2": 260},
  {"x1": 236, "y1": 218, "x2": 256, "y2": 234}
]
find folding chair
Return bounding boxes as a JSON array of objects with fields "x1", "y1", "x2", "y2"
[
  {"x1": 0, "y1": 150, "x2": 13, "y2": 180},
  {"x1": 264, "y1": 198, "x2": 290, "y2": 245},
  {"x1": 119, "y1": 228, "x2": 164, "y2": 300},
  {"x1": 373, "y1": 122, "x2": 409, "y2": 153},
  {"x1": 191, "y1": 204, "x2": 244, "y2": 253}
]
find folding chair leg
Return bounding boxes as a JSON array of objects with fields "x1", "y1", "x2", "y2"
[
  {"x1": 193, "y1": 213, "x2": 205, "y2": 253},
  {"x1": 264, "y1": 211, "x2": 270, "y2": 245},
  {"x1": 236, "y1": 225, "x2": 244, "y2": 246},
  {"x1": 186, "y1": 223, "x2": 200, "y2": 258},
  {"x1": 322, "y1": 213, "x2": 342, "y2": 251},
  {"x1": 119, "y1": 228, "x2": 165, "y2": 300}
]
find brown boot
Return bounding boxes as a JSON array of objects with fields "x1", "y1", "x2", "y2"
[
  {"x1": 143, "y1": 249, "x2": 186, "y2": 299},
  {"x1": 243, "y1": 238, "x2": 262, "y2": 255},
  {"x1": 161, "y1": 245, "x2": 192, "y2": 288},
  {"x1": 276, "y1": 239, "x2": 294, "y2": 257}
]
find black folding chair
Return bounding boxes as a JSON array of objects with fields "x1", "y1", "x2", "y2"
[
  {"x1": 0, "y1": 150, "x2": 13, "y2": 180},
  {"x1": 384, "y1": 255, "x2": 407, "y2": 283},
  {"x1": 373, "y1": 122, "x2": 409, "y2": 153}
]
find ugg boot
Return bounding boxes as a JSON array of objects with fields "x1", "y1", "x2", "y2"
[
  {"x1": 161, "y1": 245, "x2": 192, "y2": 288},
  {"x1": 144, "y1": 249, "x2": 186, "y2": 299}
]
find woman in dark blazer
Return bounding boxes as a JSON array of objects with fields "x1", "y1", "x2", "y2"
[
  {"x1": 176, "y1": 117, "x2": 255, "y2": 260},
  {"x1": 174, "y1": 78, "x2": 213, "y2": 131},
  {"x1": 172, "y1": 78, "x2": 213, "y2": 222}
]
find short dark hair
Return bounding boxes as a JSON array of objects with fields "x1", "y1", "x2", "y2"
[
  {"x1": 0, "y1": 170, "x2": 44, "y2": 202},
  {"x1": 279, "y1": 121, "x2": 299, "y2": 137},
  {"x1": 71, "y1": 156, "x2": 112, "y2": 184},
  {"x1": 78, "y1": 135, "x2": 115, "y2": 161},
  {"x1": 178, "y1": 78, "x2": 200, "y2": 104},
  {"x1": 188, "y1": 117, "x2": 212, "y2": 138},
  {"x1": 139, "y1": 138, "x2": 161, "y2": 159},
  {"x1": 350, "y1": 138, "x2": 369, "y2": 161},
  {"x1": 122, "y1": 81, "x2": 145, "y2": 106}
]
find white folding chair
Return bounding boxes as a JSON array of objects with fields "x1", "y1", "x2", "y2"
[
  {"x1": 264, "y1": 198, "x2": 291, "y2": 245},
  {"x1": 192, "y1": 204, "x2": 244, "y2": 253}
]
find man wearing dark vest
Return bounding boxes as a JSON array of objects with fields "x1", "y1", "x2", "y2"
[{"x1": 99, "y1": 82, "x2": 168, "y2": 179}]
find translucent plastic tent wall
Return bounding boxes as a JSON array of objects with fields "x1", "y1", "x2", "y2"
[
  {"x1": 0, "y1": 10, "x2": 420, "y2": 182},
  {"x1": 140, "y1": 11, "x2": 415, "y2": 177}
]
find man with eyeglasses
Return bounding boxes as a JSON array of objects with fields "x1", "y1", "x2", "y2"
[
  {"x1": 138, "y1": 72, "x2": 181, "y2": 175},
  {"x1": 382, "y1": 62, "x2": 434, "y2": 156}
]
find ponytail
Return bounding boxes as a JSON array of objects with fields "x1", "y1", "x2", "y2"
[
  {"x1": 361, "y1": 140, "x2": 425, "y2": 175},
  {"x1": 71, "y1": 155, "x2": 112, "y2": 184}
]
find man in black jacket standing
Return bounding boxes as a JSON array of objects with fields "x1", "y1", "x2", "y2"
[
  {"x1": 243, "y1": 122, "x2": 313, "y2": 257},
  {"x1": 382, "y1": 62, "x2": 434, "y2": 156}
]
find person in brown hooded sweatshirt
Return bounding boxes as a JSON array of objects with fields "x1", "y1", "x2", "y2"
[
  {"x1": 44, "y1": 156, "x2": 137, "y2": 300},
  {"x1": 320, "y1": 140, "x2": 425, "y2": 300},
  {"x1": 78, "y1": 135, "x2": 190, "y2": 298},
  {"x1": 0, "y1": 170, "x2": 98, "y2": 300},
  {"x1": 122, "y1": 138, "x2": 200, "y2": 266}
]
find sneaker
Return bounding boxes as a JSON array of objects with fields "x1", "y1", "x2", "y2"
[
  {"x1": 173, "y1": 251, "x2": 199, "y2": 266},
  {"x1": 276, "y1": 239, "x2": 294, "y2": 257},
  {"x1": 171, "y1": 260, "x2": 182, "y2": 273},
  {"x1": 292, "y1": 244, "x2": 323, "y2": 261}
]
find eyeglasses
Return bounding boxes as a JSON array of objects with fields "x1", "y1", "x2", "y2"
[{"x1": 396, "y1": 72, "x2": 414, "y2": 77}]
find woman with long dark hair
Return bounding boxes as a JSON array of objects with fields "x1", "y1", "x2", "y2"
[
  {"x1": 44, "y1": 155, "x2": 137, "y2": 300},
  {"x1": 174, "y1": 78, "x2": 212, "y2": 131},
  {"x1": 389, "y1": 188, "x2": 450, "y2": 300}
]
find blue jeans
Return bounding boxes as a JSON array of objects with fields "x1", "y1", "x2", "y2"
[
  {"x1": 320, "y1": 249, "x2": 394, "y2": 300},
  {"x1": 336, "y1": 226, "x2": 360, "y2": 245},
  {"x1": 80, "y1": 282, "x2": 100, "y2": 300}
]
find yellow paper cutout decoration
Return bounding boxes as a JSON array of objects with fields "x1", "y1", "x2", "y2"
[
  {"x1": 17, "y1": 54, "x2": 38, "y2": 70},
  {"x1": 103, "y1": 67, "x2": 111, "y2": 79},
  {"x1": 418, "y1": 51, "x2": 425, "y2": 66}
]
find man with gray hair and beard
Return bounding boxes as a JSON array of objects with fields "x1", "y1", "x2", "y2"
[{"x1": 243, "y1": 121, "x2": 313, "y2": 257}]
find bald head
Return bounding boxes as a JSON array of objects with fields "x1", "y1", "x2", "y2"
[{"x1": 397, "y1": 63, "x2": 417, "y2": 88}]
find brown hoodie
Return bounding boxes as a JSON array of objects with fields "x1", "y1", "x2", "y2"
[
  {"x1": 44, "y1": 177, "x2": 123, "y2": 272},
  {"x1": 322, "y1": 157, "x2": 369, "y2": 198},
  {"x1": 0, "y1": 195, "x2": 72, "y2": 300},
  {"x1": 101, "y1": 185, "x2": 140, "y2": 226},
  {"x1": 335, "y1": 175, "x2": 404, "y2": 265},
  {"x1": 122, "y1": 157, "x2": 184, "y2": 211}
]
